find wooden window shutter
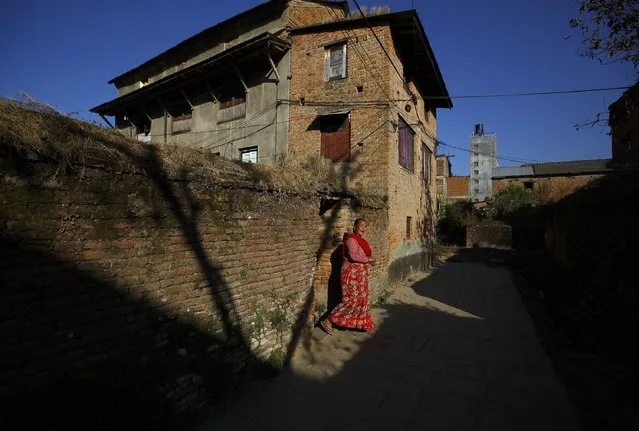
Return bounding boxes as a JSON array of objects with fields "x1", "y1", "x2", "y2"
[{"x1": 320, "y1": 115, "x2": 350, "y2": 162}]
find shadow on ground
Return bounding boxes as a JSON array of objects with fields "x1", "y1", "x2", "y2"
[{"x1": 199, "y1": 252, "x2": 580, "y2": 431}]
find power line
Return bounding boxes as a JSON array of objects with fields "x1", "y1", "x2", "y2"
[
  {"x1": 322, "y1": 6, "x2": 396, "y2": 104},
  {"x1": 351, "y1": 0, "x2": 407, "y2": 91},
  {"x1": 426, "y1": 86, "x2": 631, "y2": 100},
  {"x1": 436, "y1": 140, "x2": 544, "y2": 165}
]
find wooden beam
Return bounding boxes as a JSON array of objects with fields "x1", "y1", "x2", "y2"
[
  {"x1": 99, "y1": 114, "x2": 115, "y2": 129},
  {"x1": 205, "y1": 82, "x2": 219, "y2": 103},
  {"x1": 233, "y1": 65, "x2": 249, "y2": 92},
  {"x1": 266, "y1": 51, "x2": 280, "y2": 82},
  {"x1": 179, "y1": 87, "x2": 194, "y2": 109}
]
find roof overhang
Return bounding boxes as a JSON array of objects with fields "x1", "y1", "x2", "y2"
[
  {"x1": 291, "y1": 10, "x2": 452, "y2": 109},
  {"x1": 107, "y1": 1, "x2": 349, "y2": 86},
  {"x1": 91, "y1": 33, "x2": 290, "y2": 116}
]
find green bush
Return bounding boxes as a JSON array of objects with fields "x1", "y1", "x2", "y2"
[{"x1": 492, "y1": 185, "x2": 533, "y2": 216}]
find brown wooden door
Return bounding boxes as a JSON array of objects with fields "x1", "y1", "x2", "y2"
[{"x1": 320, "y1": 114, "x2": 350, "y2": 162}]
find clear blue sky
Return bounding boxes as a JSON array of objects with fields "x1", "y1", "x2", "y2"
[{"x1": 1, "y1": 0, "x2": 636, "y2": 175}]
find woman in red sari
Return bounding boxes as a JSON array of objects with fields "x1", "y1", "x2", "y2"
[{"x1": 320, "y1": 218, "x2": 376, "y2": 335}]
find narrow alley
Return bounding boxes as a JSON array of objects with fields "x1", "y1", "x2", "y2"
[{"x1": 199, "y1": 257, "x2": 580, "y2": 431}]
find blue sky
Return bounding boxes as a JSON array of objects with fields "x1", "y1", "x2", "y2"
[{"x1": 1, "y1": 0, "x2": 636, "y2": 175}]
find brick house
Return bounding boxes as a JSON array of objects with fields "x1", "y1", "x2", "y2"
[
  {"x1": 91, "y1": 0, "x2": 350, "y2": 163},
  {"x1": 287, "y1": 10, "x2": 452, "y2": 280},
  {"x1": 492, "y1": 159, "x2": 613, "y2": 203},
  {"x1": 435, "y1": 154, "x2": 452, "y2": 196},
  {"x1": 91, "y1": 1, "x2": 452, "y2": 282}
]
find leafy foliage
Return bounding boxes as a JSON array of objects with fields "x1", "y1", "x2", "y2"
[
  {"x1": 570, "y1": 0, "x2": 639, "y2": 70},
  {"x1": 491, "y1": 185, "x2": 534, "y2": 216}
]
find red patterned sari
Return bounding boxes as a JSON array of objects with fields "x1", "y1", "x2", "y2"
[{"x1": 328, "y1": 234, "x2": 375, "y2": 331}]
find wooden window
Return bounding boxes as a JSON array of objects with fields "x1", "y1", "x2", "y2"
[
  {"x1": 320, "y1": 114, "x2": 350, "y2": 161},
  {"x1": 422, "y1": 144, "x2": 431, "y2": 184},
  {"x1": 398, "y1": 117, "x2": 414, "y2": 171},
  {"x1": 325, "y1": 43, "x2": 347, "y2": 81}
]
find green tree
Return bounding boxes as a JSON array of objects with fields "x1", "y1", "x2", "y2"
[
  {"x1": 570, "y1": 0, "x2": 639, "y2": 71},
  {"x1": 492, "y1": 185, "x2": 534, "y2": 217}
]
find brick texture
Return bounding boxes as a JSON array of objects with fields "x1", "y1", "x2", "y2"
[
  {"x1": 289, "y1": 22, "x2": 438, "y2": 275},
  {"x1": 447, "y1": 176, "x2": 469, "y2": 201},
  {"x1": 492, "y1": 175, "x2": 604, "y2": 204},
  {"x1": 0, "y1": 157, "x2": 352, "y2": 427}
]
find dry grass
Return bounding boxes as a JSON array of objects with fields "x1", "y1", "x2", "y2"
[{"x1": 0, "y1": 98, "x2": 349, "y2": 196}]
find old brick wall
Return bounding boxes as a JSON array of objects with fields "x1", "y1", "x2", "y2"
[
  {"x1": 447, "y1": 176, "x2": 469, "y2": 201},
  {"x1": 542, "y1": 171, "x2": 639, "y2": 349},
  {"x1": 492, "y1": 174, "x2": 604, "y2": 204},
  {"x1": 287, "y1": 0, "x2": 347, "y2": 28},
  {"x1": 385, "y1": 27, "x2": 438, "y2": 281},
  {"x1": 289, "y1": 25, "x2": 393, "y2": 196},
  {"x1": 466, "y1": 223, "x2": 512, "y2": 249},
  {"x1": 0, "y1": 156, "x2": 340, "y2": 428}
]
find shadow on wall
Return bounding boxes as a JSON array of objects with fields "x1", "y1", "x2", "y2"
[
  {"x1": 0, "y1": 143, "x2": 266, "y2": 429},
  {"x1": 533, "y1": 170, "x2": 639, "y2": 352},
  {"x1": 0, "y1": 138, "x2": 366, "y2": 428},
  {"x1": 0, "y1": 237, "x2": 250, "y2": 430}
]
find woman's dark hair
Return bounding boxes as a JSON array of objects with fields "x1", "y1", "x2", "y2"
[{"x1": 354, "y1": 218, "x2": 367, "y2": 228}]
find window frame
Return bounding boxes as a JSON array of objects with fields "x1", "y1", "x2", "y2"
[
  {"x1": 398, "y1": 117, "x2": 414, "y2": 172},
  {"x1": 422, "y1": 143, "x2": 431, "y2": 185},
  {"x1": 325, "y1": 42, "x2": 347, "y2": 81},
  {"x1": 319, "y1": 113, "x2": 351, "y2": 162},
  {"x1": 239, "y1": 146, "x2": 258, "y2": 164}
]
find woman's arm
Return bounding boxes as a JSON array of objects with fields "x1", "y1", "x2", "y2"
[{"x1": 345, "y1": 237, "x2": 369, "y2": 263}]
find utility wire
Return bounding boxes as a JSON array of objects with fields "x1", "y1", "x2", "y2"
[
  {"x1": 351, "y1": 0, "x2": 407, "y2": 90},
  {"x1": 426, "y1": 86, "x2": 631, "y2": 100}
]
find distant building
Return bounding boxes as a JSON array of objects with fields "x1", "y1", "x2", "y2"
[
  {"x1": 492, "y1": 159, "x2": 613, "y2": 203},
  {"x1": 469, "y1": 123, "x2": 497, "y2": 202}
]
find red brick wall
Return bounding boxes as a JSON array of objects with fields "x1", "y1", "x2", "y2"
[
  {"x1": 289, "y1": 22, "x2": 439, "y2": 279},
  {"x1": 0, "y1": 157, "x2": 335, "y2": 427},
  {"x1": 447, "y1": 176, "x2": 469, "y2": 200},
  {"x1": 289, "y1": 26, "x2": 392, "y2": 197},
  {"x1": 492, "y1": 175, "x2": 604, "y2": 204}
]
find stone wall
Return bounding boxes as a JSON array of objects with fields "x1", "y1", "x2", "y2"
[{"x1": 0, "y1": 154, "x2": 357, "y2": 428}]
